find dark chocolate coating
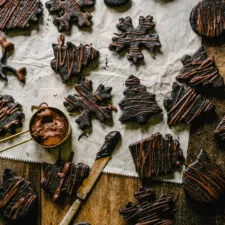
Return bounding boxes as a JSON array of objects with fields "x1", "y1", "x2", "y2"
[
  {"x1": 51, "y1": 35, "x2": 99, "y2": 83},
  {"x1": 176, "y1": 46, "x2": 224, "y2": 90},
  {"x1": 46, "y1": 0, "x2": 95, "y2": 31},
  {"x1": 104, "y1": 0, "x2": 129, "y2": 6},
  {"x1": 164, "y1": 82, "x2": 215, "y2": 126},
  {"x1": 0, "y1": 169, "x2": 37, "y2": 221},
  {"x1": 120, "y1": 187, "x2": 176, "y2": 224},
  {"x1": 0, "y1": 95, "x2": 25, "y2": 136},
  {"x1": 129, "y1": 132, "x2": 184, "y2": 180},
  {"x1": 190, "y1": 0, "x2": 225, "y2": 38},
  {"x1": 214, "y1": 115, "x2": 225, "y2": 141},
  {"x1": 119, "y1": 75, "x2": 162, "y2": 125},
  {"x1": 0, "y1": 36, "x2": 26, "y2": 83},
  {"x1": 42, "y1": 160, "x2": 90, "y2": 201},
  {"x1": 96, "y1": 131, "x2": 121, "y2": 160},
  {"x1": 183, "y1": 150, "x2": 225, "y2": 205},
  {"x1": 109, "y1": 16, "x2": 161, "y2": 64},
  {"x1": 64, "y1": 77, "x2": 117, "y2": 131},
  {"x1": 0, "y1": 0, "x2": 43, "y2": 30}
]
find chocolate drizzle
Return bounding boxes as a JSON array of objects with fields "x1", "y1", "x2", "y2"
[
  {"x1": 129, "y1": 133, "x2": 184, "y2": 180},
  {"x1": 0, "y1": 169, "x2": 37, "y2": 221},
  {"x1": 51, "y1": 35, "x2": 99, "y2": 83},
  {"x1": 42, "y1": 155, "x2": 90, "y2": 201},
  {"x1": 183, "y1": 150, "x2": 225, "y2": 205},
  {"x1": 0, "y1": 36, "x2": 26, "y2": 83},
  {"x1": 0, "y1": 0, "x2": 43, "y2": 30},
  {"x1": 0, "y1": 95, "x2": 24, "y2": 136},
  {"x1": 109, "y1": 16, "x2": 161, "y2": 64},
  {"x1": 64, "y1": 77, "x2": 117, "y2": 131},
  {"x1": 46, "y1": 0, "x2": 95, "y2": 31},
  {"x1": 96, "y1": 131, "x2": 121, "y2": 160},
  {"x1": 176, "y1": 46, "x2": 224, "y2": 90},
  {"x1": 190, "y1": 0, "x2": 225, "y2": 38},
  {"x1": 119, "y1": 75, "x2": 162, "y2": 124},
  {"x1": 214, "y1": 115, "x2": 225, "y2": 141},
  {"x1": 164, "y1": 82, "x2": 215, "y2": 126},
  {"x1": 120, "y1": 187, "x2": 176, "y2": 225}
]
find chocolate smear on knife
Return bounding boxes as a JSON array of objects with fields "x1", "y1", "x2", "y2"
[
  {"x1": 164, "y1": 82, "x2": 215, "y2": 126},
  {"x1": 0, "y1": 169, "x2": 37, "y2": 221},
  {"x1": 190, "y1": 0, "x2": 225, "y2": 38},
  {"x1": 120, "y1": 187, "x2": 176, "y2": 225},
  {"x1": 0, "y1": 0, "x2": 43, "y2": 30},
  {"x1": 176, "y1": 46, "x2": 224, "y2": 91},
  {"x1": 129, "y1": 132, "x2": 184, "y2": 180},
  {"x1": 46, "y1": 0, "x2": 95, "y2": 31},
  {"x1": 64, "y1": 77, "x2": 117, "y2": 131},
  {"x1": 50, "y1": 35, "x2": 99, "y2": 84},
  {"x1": 0, "y1": 95, "x2": 24, "y2": 136},
  {"x1": 119, "y1": 75, "x2": 162, "y2": 125},
  {"x1": 109, "y1": 16, "x2": 161, "y2": 64}
]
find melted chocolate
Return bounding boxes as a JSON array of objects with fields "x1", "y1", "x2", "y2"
[
  {"x1": 0, "y1": 0, "x2": 43, "y2": 30},
  {"x1": 0, "y1": 169, "x2": 37, "y2": 221},
  {"x1": 120, "y1": 187, "x2": 176, "y2": 225},
  {"x1": 164, "y1": 82, "x2": 215, "y2": 126},
  {"x1": 109, "y1": 16, "x2": 161, "y2": 64},
  {"x1": 0, "y1": 95, "x2": 24, "y2": 136},
  {"x1": 51, "y1": 35, "x2": 99, "y2": 83},
  {"x1": 64, "y1": 77, "x2": 117, "y2": 131},
  {"x1": 119, "y1": 75, "x2": 162, "y2": 124},
  {"x1": 129, "y1": 132, "x2": 184, "y2": 180}
]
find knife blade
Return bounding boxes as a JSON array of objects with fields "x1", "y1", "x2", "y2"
[{"x1": 59, "y1": 131, "x2": 121, "y2": 225}]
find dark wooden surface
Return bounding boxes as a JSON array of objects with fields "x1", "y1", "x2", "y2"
[{"x1": 1, "y1": 43, "x2": 225, "y2": 225}]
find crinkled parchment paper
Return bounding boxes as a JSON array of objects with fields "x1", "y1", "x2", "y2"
[{"x1": 0, "y1": 0, "x2": 201, "y2": 183}]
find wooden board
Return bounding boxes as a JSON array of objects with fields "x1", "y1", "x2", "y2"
[{"x1": 0, "y1": 42, "x2": 225, "y2": 225}]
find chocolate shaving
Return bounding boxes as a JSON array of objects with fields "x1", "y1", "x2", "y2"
[
  {"x1": 164, "y1": 82, "x2": 215, "y2": 126},
  {"x1": 120, "y1": 187, "x2": 176, "y2": 225},
  {"x1": 190, "y1": 0, "x2": 225, "y2": 38},
  {"x1": 129, "y1": 132, "x2": 184, "y2": 180},
  {"x1": 51, "y1": 35, "x2": 99, "y2": 83},
  {"x1": 0, "y1": 0, "x2": 43, "y2": 30},
  {"x1": 109, "y1": 16, "x2": 161, "y2": 64},
  {"x1": 45, "y1": 0, "x2": 95, "y2": 31},
  {"x1": 176, "y1": 46, "x2": 224, "y2": 90},
  {"x1": 64, "y1": 77, "x2": 117, "y2": 131},
  {"x1": 104, "y1": 0, "x2": 129, "y2": 6},
  {"x1": 214, "y1": 115, "x2": 225, "y2": 141},
  {"x1": 119, "y1": 75, "x2": 162, "y2": 124},
  {"x1": 0, "y1": 36, "x2": 26, "y2": 83},
  {"x1": 42, "y1": 155, "x2": 90, "y2": 201},
  {"x1": 0, "y1": 95, "x2": 24, "y2": 136},
  {"x1": 183, "y1": 150, "x2": 225, "y2": 205},
  {"x1": 0, "y1": 169, "x2": 37, "y2": 221}
]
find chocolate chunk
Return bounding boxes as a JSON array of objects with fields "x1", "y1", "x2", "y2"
[
  {"x1": 0, "y1": 169, "x2": 37, "y2": 221},
  {"x1": 42, "y1": 156, "x2": 90, "y2": 201},
  {"x1": 51, "y1": 35, "x2": 99, "y2": 83},
  {"x1": 96, "y1": 131, "x2": 121, "y2": 160},
  {"x1": 109, "y1": 16, "x2": 161, "y2": 64},
  {"x1": 190, "y1": 0, "x2": 225, "y2": 38},
  {"x1": 0, "y1": 0, "x2": 43, "y2": 30},
  {"x1": 64, "y1": 77, "x2": 117, "y2": 131},
  {"x1": 164, "y1": 82, "x2": 215, "y2": 126},
  {"x1": 104, "y1": 0, "x2": 129, "y2": 6},
  {"x1": 129, "y1": 133, "x2": 184, "y2": 180},
  {"x1": 0, "y1": 36, "x2": 26, "y2": 83},
  {"x1": 183, "y1": 150, "x2": 225, "y2": 206},
  {"x1": 214, "y1": 115, "x2": 225, "y2": 141},
  {"x1": 46, "y1": 0, "x2": 95, "y2": 31},
  {"x1": 119, "y1": 75, "x2": 162, "y2": 125},
  {"x1": 176, "y1": 46, "x2": 224, "y2": 90},
  {"x1": 120, "y1": 187, "x2": 176, "y2": 225},
  {"x1": 0, "y1": 95, "x2": 24, "y2": 136}
]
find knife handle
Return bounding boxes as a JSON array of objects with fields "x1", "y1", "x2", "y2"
[{"x1": 59, "y1": 199, "x2": 82, "y2": 225}]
